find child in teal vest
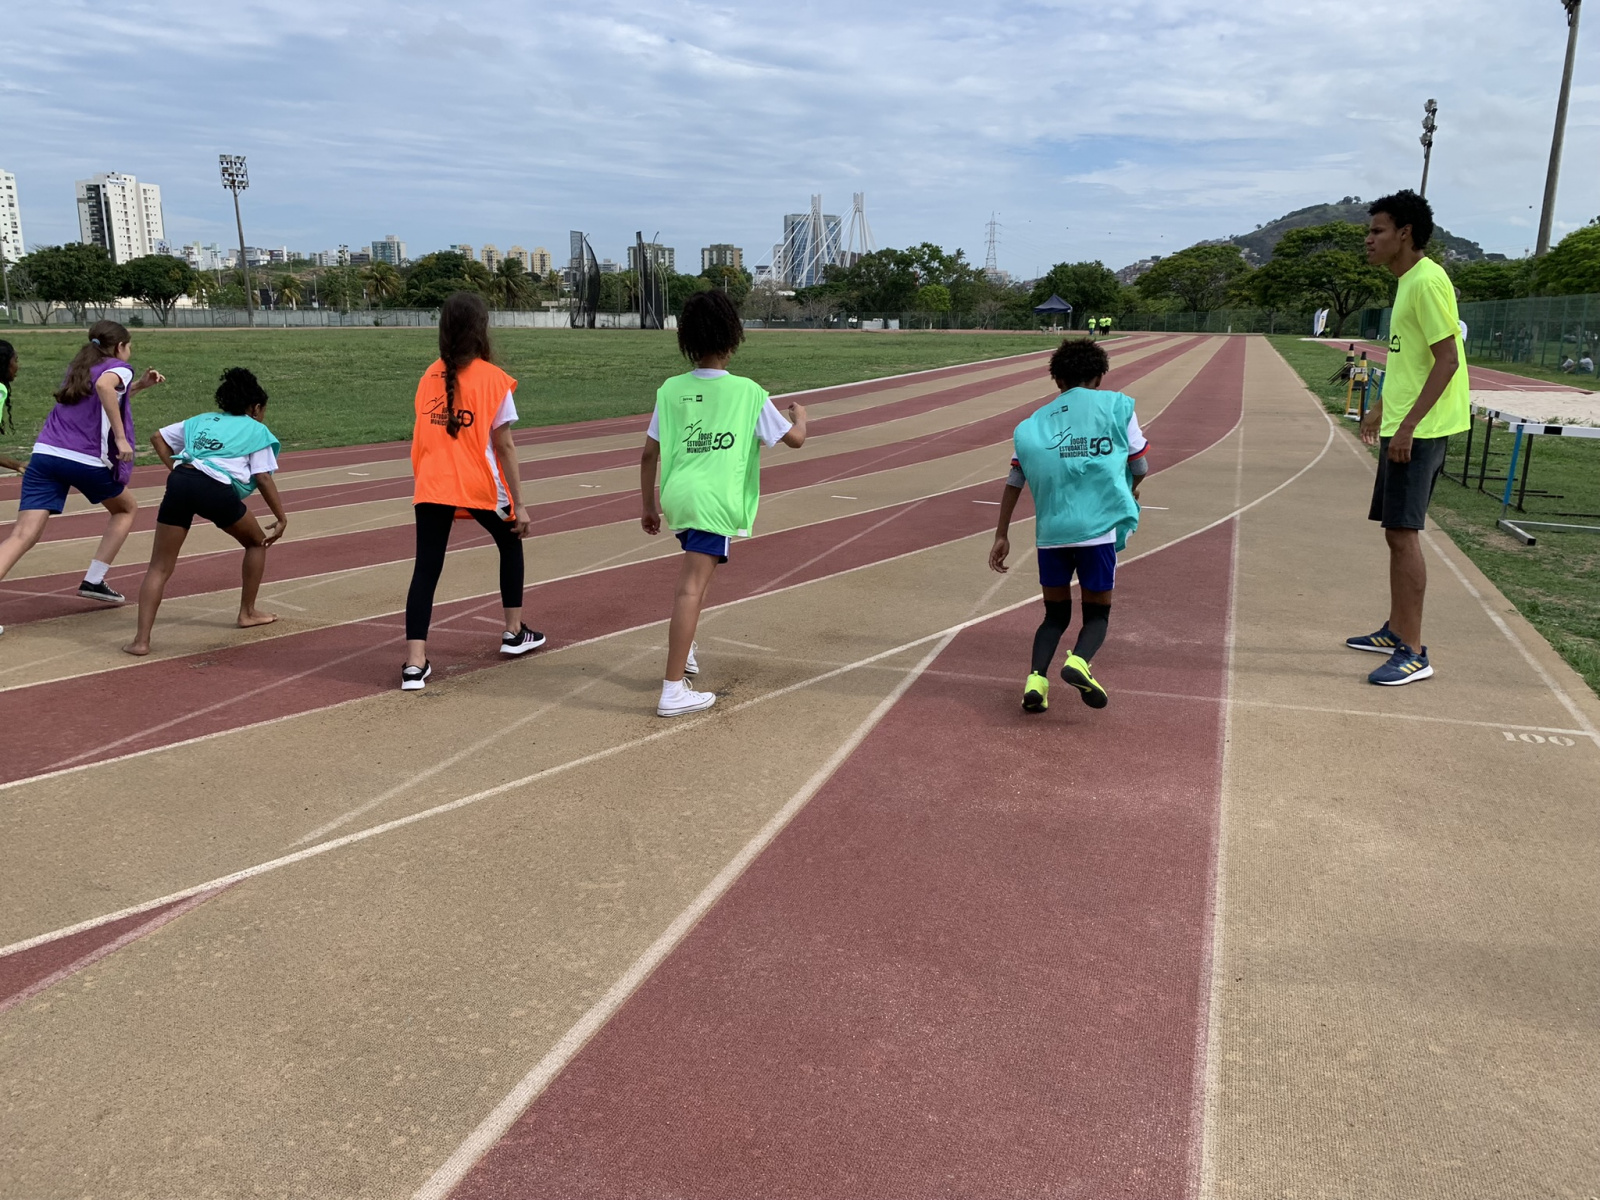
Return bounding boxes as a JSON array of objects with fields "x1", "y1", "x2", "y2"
[
  {"x1": 124, "y1": 367, "x2": 289, "y2": 656},
  {"x1": 640, "y1": 290, "x2": 807, "y2": 717},
  {"x1": 988, "y1": 338, "x2": 1149, "y2": 713}
]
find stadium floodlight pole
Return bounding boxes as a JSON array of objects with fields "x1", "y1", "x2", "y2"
[
  {"x1": 1418, "y1": 99, "x2": 1438, "y2": 197},
  {"x1": 219, "y1": 154, "x2": 254, "y2": 326},
  {"x1": 1537, "y1": 0, "x2": 1583, "y2": 255}
]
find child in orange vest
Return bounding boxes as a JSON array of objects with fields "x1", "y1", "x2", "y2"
[{"x1": 402, "y1": 291, "x2": 544, "y2": 691}]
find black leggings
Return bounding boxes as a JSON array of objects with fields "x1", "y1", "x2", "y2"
[{"x1": 405, "y1": 503, "x2": 524, "y2": 641}]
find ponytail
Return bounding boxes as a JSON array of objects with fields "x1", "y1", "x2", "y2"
[
  {"x1": 56, "y1": 320, "x2": 130, "y2": 406},
  {"x1": 437, "y1": 291, "x2": 492, "y2": 440}
]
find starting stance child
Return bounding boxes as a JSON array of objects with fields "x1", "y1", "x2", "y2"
[
  {"x1": 0, "y1": 339, "x2": 24, "y2": 474},
  {"x1": 640, "y1": 289, "x2": 807, "y2": 717},
  {"x1": 0, "y1": 321, "x2": 164, "y2": 608},
  {"x1": 124, "y1": 368, "x2": 288, "y2": 656},
  {"x1": 402, "y1": 291, "x2": 543, "y2": 692},
  {"x1": 988, "y1": 338, "x2": 1149, "y2": 713}
]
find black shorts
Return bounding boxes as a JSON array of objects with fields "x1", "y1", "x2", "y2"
[
  {"x1": 157, "y1": 465, "x2": 249, "y2": 531},
  {"x1": 1369, "y1": 435, "x2": 1449, "y2": 530}
]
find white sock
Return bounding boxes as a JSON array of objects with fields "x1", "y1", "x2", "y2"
[
  {"x1": 661, "y1": 678, "x2": 685, "y2": 697},
  {"x1": 85, "y1": 560, "x2": 111, "y2": 585}
]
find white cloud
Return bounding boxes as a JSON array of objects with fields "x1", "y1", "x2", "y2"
[{"x1": 0, "y1": 0, "x2": 1592, "y2": 271}]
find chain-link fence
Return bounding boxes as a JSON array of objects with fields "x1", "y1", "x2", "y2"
[{"x1": 1458, "y1": 293, "x2": 1600, "y2": 370}]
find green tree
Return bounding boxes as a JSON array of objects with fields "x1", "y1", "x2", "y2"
[
  {"x1": 1136, "y1": 243, "x2": 1252, "y2": 312},
  {"x1": 1248, "y1": 223, "x2": 1389, "y2": 334},
  {"x1": 1532, "y1": 224, "x2": 1600, "y2": 296},
  {"x1": 118, "y1": 254, "x2": 196, "y2": 325},
  {"x1": 1449, "y1": 258, "x2": 1533, "y2": 302},
  {"x1": 488, "y1": 258, "x2": 533, "y2": 309},
  {"x1": 915, "y1": 283, "x2": 951, "y2": 312},
  {"x1": 1029, "y1": 261, "x2": 1122, "y2": 328},
  {"x1": 20, "y1": 243, "x2": 121, "y2": 321},
  {"x1": 668, "y1": 272, "x2": 712, "y2": 315},
  {"x1": 704, "y1": 264, "x2": 752, "y2": 308},
  {"x1": 403, "y1": 252, "x2": 490, "y2": 307},
  {"x1": 831, "y1": 248, "x2": 918, "y2": 312},
  {"x1": 276, "y1": 273, "x2": 305, "y2": 309},
  {"x1": 363, "y1": 261, "x2": 404, "y2": 307}
]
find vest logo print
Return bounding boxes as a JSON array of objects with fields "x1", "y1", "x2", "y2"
[
  {"x1": 682, "y1": 420, "x2": 736, "y2": 454},
  {"x1": 426, "y1": 395, "x2": 474, "y2": 428},
  {"x1": 1047, "y1": 427, "x2": 1115, "y2": 458},
  {"x1": 192, "y1": 430, "x2": 227, "y2": 454},
  {"x1": 1390, "y1": 334, "x2": 1402, "y2": 353}
]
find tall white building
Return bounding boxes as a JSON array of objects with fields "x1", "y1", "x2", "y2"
[
  {"x1": 628, "y1": 242, "x2": 675, "y2": 273},
  {"x1": 530, "y1": 246, "x2": 552, "y2": 277},
  {"x1": 76, "y1": 173, "x2": 165, "y2": 264},
  {"x1": 371, "y1": 234, "x2": 407, "y2": 265},
  {"x1": 183, "y1": 242, "x2": 226, "y2": 272},
  {"x1": 0, "y1": 170, "x2": 24, "y2": 264},
  {"x1": 482, "y1": 243, "x2": 502, "y2": 272}
]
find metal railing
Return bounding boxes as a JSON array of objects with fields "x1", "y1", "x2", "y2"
[{"x1": 1457, "y1": 292, "x2": 1600, "y2": 369}]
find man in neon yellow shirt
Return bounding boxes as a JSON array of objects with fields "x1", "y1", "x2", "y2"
[{"x1": 1344, "y1": 190, "x2": 1469, "y2": 685}]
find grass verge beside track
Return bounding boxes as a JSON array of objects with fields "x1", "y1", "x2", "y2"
[
  {"x1": 1269, "y1": 334, "x2": 1600, "y2": 697},
  {"x1": 0, "y1": 328, "x2": 1058, "y2": 461}
]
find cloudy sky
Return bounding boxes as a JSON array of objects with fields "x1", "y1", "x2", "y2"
[{"x1": 3, "y1": 1, "x2": 1595, "y2": 276}]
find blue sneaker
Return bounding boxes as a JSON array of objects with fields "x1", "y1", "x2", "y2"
[
  {"x1": 1346, "y1": 621, "x2": 1402, "y2": 654},
  {"x1": 1368, "y1": 643, "x2": 1433, "y2": 686}
]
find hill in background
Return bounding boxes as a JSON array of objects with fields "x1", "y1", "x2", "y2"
[{"x1": 1224, "y1": 198, "x2": 1486, "y2": 264}]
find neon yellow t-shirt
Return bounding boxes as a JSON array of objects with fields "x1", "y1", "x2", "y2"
[{"x1": 1383, "y1": 256, "x2": 1469, "y2": 438}]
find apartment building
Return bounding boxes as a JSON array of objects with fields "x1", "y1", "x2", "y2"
[
  {"x1": 75, "y1": 173, "x2": 165, "y2": 264},
  {"x1": 702, "y1": 243, "x2": 743, "y2": 271},
  {"x1": 0, "y1": 170, "x2": 24, "y2": 264},
  {"x1": 371, "y1": 234, "x2": 407, "y2": 266}
]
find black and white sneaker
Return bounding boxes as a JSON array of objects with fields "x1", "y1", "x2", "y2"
[
  {"x1": 78, "y1": 579, "x2": 125, "y2": 604},
  {"x1": 401, "y1": 661, "x2": 432, "y2": 691},
  {"x1": 501, "y1": 625, "x2": 547, "y2": 656}
]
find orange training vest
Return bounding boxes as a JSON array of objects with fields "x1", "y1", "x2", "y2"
[{"x1": 411, "y1": 357, "x2": 518, "y2": 514}]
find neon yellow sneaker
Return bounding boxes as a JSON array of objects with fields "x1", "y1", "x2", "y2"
[
  {"x1": 1061, "y1": 654, "x2": 1108, "y2": 708},
  {"x1": 1022, "y1": 672, "x2": 1050, "y2": 713}
]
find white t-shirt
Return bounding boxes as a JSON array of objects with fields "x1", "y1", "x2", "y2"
[
  {"x1": 33, "y1": 366, "x2": 133, "y2": 467},
  {"x1": 644, "y1": 369, "x2": 793, "y2": 446},
  {"x1": 1009, "y1": 413, "x2": 1148, "y2": 548},
  {"x1": 485, "y1": 390, "x2": 517, "y2": 508},
  {"x1": 160, "y1": 421, "x2": 279, "y2": 488}
]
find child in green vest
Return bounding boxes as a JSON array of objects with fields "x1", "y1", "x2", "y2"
[
  {"x1": 988, "y1": 338, "x2": 1148, "y2": 713},
  {"x1": 640, "y1": 290, "x2": 807, "y2": 716},
  {"x1": 0, "y1": 340, "x2": 23, "y2": 474},
  {"x1": 124, "y1": 367, "x2": 289, "y2": 656}
]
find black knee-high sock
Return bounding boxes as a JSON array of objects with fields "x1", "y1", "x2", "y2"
[
  {"x1": 1030, "y1": 599, "x2": 1072, "y2": 675},
  {"x1": 1073, "y1": 601, "x2": 1111, "y2": 662}
]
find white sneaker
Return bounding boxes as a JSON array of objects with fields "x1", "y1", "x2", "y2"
[
  {"x1": 657, "y1": 678, "x2": 715, "y2": 718},
  {"x1": 684, "y1": 642, "x2": 699, "y2": 676}
]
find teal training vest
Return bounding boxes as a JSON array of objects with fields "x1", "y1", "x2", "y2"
[
  {"x1": 1012, "y1": 388, "x2": 1140, "y2": 550},
  {"x1": 654, "y1": 372, "x2": 771, "y2": 537},
  {"x1": 176, "y1": 412, "x2": 281, "y2": 498}
]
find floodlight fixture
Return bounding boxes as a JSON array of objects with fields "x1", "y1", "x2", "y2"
[
  {"x1": 220, "y1": 153, "x2": 254, "y2": 325},
  {"x1": 1418, "y1": 99, "x2": 1438, "y2": 197}
]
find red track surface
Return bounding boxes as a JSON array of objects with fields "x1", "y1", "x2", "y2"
[
  {"x1": 453, "y1": 521, "x2": 1236, "y2": 1200},
  {"x1": 0, "y1": 336, "x2": 1236, "y2": 784},
  {"x1": 1, "y1": 339, "x2": 1208, "y2": 628}
]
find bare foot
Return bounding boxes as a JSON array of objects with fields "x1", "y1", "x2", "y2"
[
  {"x1": 237, "y1": 610, "x2": 278, "y2": 629},
  {"x1": 123, "y1": 641, "x2": 150, "y2": 657}
]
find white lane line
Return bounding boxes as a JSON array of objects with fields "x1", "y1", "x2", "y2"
[
  {"x1": 347, "y1": 472, "x2": 371, "y2": 477},
  {"x1": 1422, "y1": 530, "x2": 1600, "y2": 739},
  {"x1": 408, "y1": 632, "x2": 958, "y2": 1200},
  {"x1": 289, "y1": 645, "x2": 661, "y2": 846},
  {"x1": 830, "y1": 495, "x2": 857, "y2": 500},
  {"x1": 972, "y1": 500, "x2": 1000, "y2": 505},
  {"x1": 708, "y1": 636, "x2": 777, "y2": 652},
  {"x1": 0, "y1": 886, "x2": 226, "y2": 1015},
  {"x1": 1141, "y1": 505, "x2": 1170, "y2": 510}
]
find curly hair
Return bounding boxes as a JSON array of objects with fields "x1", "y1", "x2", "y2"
[
  {"x1": 215, "y1": 367, "x2": 269, "y2": 416},
  {"x1": 1049, "y1": 338, "x2": 1110, "y2": 390},
  {"x1": 1369, "y1": 190, "x2": 1434, "y2": 251},
  {"x1": 677, "y1": 289, "x2": 745, "y2": 364}
]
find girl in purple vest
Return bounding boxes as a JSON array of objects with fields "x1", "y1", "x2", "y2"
[{"x1": 0, "y1": 321, "x2": 164, "y2": 608}]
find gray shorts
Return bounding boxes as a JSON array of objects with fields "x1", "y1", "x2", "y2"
[{"x1": 1369, "y1": 435, "x2": 1449, "y2": 529}]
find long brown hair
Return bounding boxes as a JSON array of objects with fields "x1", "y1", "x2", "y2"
[
  {"x1": 438, "y1": 292, "x2": 492, "y2": 439},
  {"x1": 55, "y1": 320, "x2": 130, "y2": 405}
]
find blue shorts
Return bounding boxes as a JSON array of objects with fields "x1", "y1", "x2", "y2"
[
  {"x1": 676, "y1": 528, "x2": 730, "y2": 563},
  {"x1": 1037, "y1": 543, "x2": 1117, "y2": 592},
  {"x1": 19, "y1": 454, "x2": 125, "y2": 513}
]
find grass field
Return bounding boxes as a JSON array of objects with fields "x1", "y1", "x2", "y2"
[
  {"x1": 1269, "y1": 335, "x2": 1600, "y2": 697},
  {"x1": 0, "y1": 328, "x2": 1056, "y2": 462}
]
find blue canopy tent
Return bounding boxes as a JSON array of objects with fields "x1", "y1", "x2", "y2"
[{"x1": 1032, "y1": 294, "x2": 1073, "y2": 315}]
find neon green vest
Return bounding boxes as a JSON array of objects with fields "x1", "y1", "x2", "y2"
[
  {"x1": 655, "y1": 372, "x2": 770, "y2": 537},
  {"x1": 0, "y1": 381, "x2": 9, "y2": 430}
]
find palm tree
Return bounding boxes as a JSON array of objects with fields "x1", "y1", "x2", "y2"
[
  {"x1": 277, "y1": 273, "x2": 304, "y2": 310},
  {"x1": 490, "y1": 258, "x2": 532, "y2": 310},
  {"x1": 363, "y1": 261, "x2": 403, "y2": 307}
]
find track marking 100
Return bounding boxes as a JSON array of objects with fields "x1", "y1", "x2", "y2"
[{"x1": 1501, "y1": 731, "x2": 1578, "y2": 747}]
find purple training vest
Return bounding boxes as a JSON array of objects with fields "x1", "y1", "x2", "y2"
[{"x1": 38, "y1": 358, "x2": 137, "y2": 484}]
